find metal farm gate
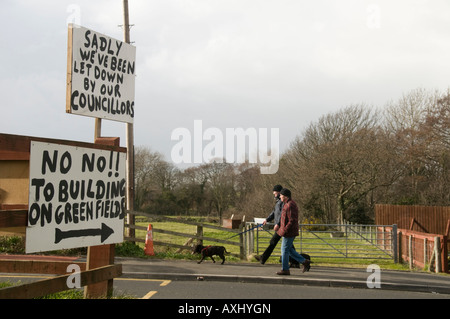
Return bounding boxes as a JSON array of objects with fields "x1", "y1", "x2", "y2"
[{"x1": 245, "y1": 222, "x2": 398, "y2": 262}]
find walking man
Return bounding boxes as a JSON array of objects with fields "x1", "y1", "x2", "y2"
[
  {"x1": 254, "y1": 185, "x2": 284, "y2": 265},
  {"x1": 276, "y1": 188, "x2": 310, "y2": 275}
]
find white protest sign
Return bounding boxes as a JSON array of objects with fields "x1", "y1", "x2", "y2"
[
  {"x1": 66, "y1": 24, "x2": 136, "y2": 123},
  {"x1": 26, "y1": 141, "x2": 126, "y2": 253}
]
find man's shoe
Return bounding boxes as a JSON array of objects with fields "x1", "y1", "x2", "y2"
[
  {"x1": 302, "y1": 260, "x2": 311, "y2": 273},
  {"x1": 254, "y1": 255, "x2": 266, "y2": 265},
  {"x1": 276, "y1": 270, "x2": 290, "y2": 275}
]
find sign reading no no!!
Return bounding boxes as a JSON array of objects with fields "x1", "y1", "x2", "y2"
[{"x1": 26, "y1": 141, "x2": 126, "y2": 253}]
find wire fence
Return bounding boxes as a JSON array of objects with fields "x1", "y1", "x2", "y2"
[{"x1": 245, "y1": 222, "x2": 398, "y2": 261}]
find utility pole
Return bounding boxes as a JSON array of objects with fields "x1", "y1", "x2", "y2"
[{"x1": 123, "y1": 0, "x2": 135, "y2": 239}]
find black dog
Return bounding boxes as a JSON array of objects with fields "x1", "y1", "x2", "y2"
[{"x1": 192, "y1": 244, "x2": 230, "y2": 264}]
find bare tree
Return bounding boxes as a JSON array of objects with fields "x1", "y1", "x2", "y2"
[
  {"x1": 280, "y1": 104, "x2": 401, "y2": 224},
  {"x1": 134, "y1": 146, "x2": 164, "y2": 211},
  {"x1": 198, "y1": 162, "x2": 236, "y2": 221},
  {"x1": 382, "y1": 88, "x2": 448, "y2": 205}
]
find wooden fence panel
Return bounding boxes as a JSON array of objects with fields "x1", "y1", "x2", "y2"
[
  {"x1": 397, "y1": 229, "x2": 448, "y2": 273},
  {"x1": 375, "y1": 204, "x2": 450, "y2": 235},
  {"x1": 0, "y1": 260, "x2": 86, "y2": 274}
]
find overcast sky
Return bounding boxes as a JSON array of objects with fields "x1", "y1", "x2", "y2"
[{"x1": 2, "y1": 0, "x2": 450, "y2": 167}]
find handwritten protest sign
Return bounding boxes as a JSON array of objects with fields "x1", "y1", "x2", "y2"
[
  {"x1": 26, "y1": 141, "x2": 126, "y2": 253},
  {"x1": 66, "y1": 24, "x2": 136, "y2": 123}
]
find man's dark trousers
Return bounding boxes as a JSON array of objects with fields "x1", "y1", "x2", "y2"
[{"x1": 260, "y1": 232, "x2": 281, "y2": 264}]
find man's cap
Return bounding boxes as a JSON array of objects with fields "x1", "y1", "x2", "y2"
[
  {"x1": 273, "y1": 184, "x2": 283, "y2": 192},
  {"x1": 280, "y1": 188, "x2": 291, "y2": 198}
]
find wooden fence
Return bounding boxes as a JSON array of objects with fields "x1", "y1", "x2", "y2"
[
  {"x1": 375, "y1": 204, "x2": 450, "y2": 273},
  {"x1": 0, "y1": 134, "x2": 126, "y2": 298},
  {"x1": 375, "y1": 204, "x2": 450, "y2": 235},
  {"x1": 397, "y1": 229, "x2": 448, "y2": 273},
  {"x1": 124, "y1": 211, "x2": 248, "y2": 259},
  {"x1": 0, "y1": 260, "x2": 122, "y2": 299}
]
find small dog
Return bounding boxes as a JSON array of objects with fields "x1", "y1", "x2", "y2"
[{"x1": 192, "y1": 244, "x2": 230, "y2": 264}]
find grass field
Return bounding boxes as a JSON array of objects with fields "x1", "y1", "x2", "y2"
[{"x1": 132, "y1": 220, "x2": 243, "y2": 262}]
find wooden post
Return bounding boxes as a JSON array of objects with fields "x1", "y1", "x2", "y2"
[
  {"x1": 434, "y1": 236, "x2": 441, "y2": 273},
  {"x1": 122, "y1": 0, "x2": 135, "y2": 241},
  {"x1": 84, "y1": 136, "x2": 119, "y2": 298},
  {"x1": 244, "y1": 224, "x2": 249, "y2": 257},
  {"x1": 248, "y1": 224, "x2": 254, "y2": 256},
  {"x1": 196, "y1": 225, "x2": 203, "y2": 246},
  {"x1": 84, "y1": 244, "x2": 115, "y2": 298},
  {"x1": 83, "y1": 2, "x2": 132, "y2": 297},
  {"x1": 239, "y1": 224, "x2": 245, "y2": 260},
  {"x1": 445, "y1": 219, "x2": 450, "y2": 237},
  {"x1": 408, "y1": 235, "x2": 413, "y2": 269},
  {"x1": 94, "y1": 118, "x2": 102, "y2": 140},
  {"x1": 423, "y1": 238, "x2": 428, "y2": 269},
  {"x1": 392, "y1": 224, "x2": 398, "y2": 263},
  {"x1": 429, "y1": 249, "x2": 436, "y2": 272},
  {"x1": 443, "y1": 235, "x2": 449, "y2": 273}
]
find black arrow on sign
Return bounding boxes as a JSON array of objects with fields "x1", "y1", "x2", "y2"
[{"x1": 54, "y1": 223, "x2": 114, "y2": 244}]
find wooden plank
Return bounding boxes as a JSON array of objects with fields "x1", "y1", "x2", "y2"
[
  {"x1": 398, "y1": 228, "x2": 443, "y2": 239},
  {"x1": 66, "y1": 24, "x2": 73, "y2": 114},
  {"x1": 127, "y1": 210, "x2": 241, "y2": 233},
  {"x1": 0, "y1": 205, "x2": 28, "y2": 210},
  {"x1": 125, "y1": 223, "x2": 147, "y2": 231},
  {"x1": 0, "y1": 264, "x2": 122, "y2": 299},
  {"x1": 124, "y1": 236, "x2": 145, "y2": 243},
  {"x1": 94, "y1": 137, "x2": 120, "y2": 147},
  {"x1": 124, "y1": 237, "x2": 190, "y2": 250},
  {"x1": 0, "y1": 133, "x2": 127, "y2": 161},
  {"x1": 0, "y1": 135, "x2": 30, "y2": 160},
  {"x1": 153, "y1": 227, "x2": 241, "y2": 246},
  {"x1": 0, "y1": 161, "x2": 29, "y2": 206},
  {"x1": 0, "y1": 260, "x2": 86, "y2": 274},
  {"x1": 0, "y1": 210, "x2": 27, "y2": 228}
]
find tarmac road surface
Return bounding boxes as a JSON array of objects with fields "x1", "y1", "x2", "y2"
[{"x1": 118, "y1": 257, "x2": 450, "y2": 296}]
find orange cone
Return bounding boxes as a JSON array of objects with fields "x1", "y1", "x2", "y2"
[{"x1": 144, "y1": 224, "x2": 155, "y2": 256}]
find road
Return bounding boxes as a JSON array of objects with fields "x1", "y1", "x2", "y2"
[
  {"x1": 113, "y1": 276, "x2": 450, "y2": 299},
  {"x1": 2, "y1": 270, "x2": 449, "y2": 300},
  {"x1": 2, "y1": 256, "x2": 450, "y2": 303}
]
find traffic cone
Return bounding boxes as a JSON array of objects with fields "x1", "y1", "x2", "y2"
[{"x1": 144, "y1": 224, "x2": 155, "y2": 256}]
